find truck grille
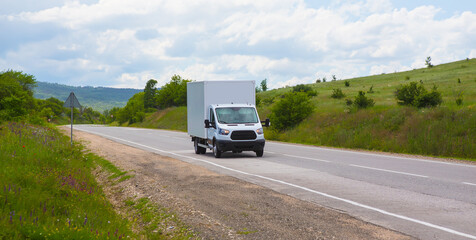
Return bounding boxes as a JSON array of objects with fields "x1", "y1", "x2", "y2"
[{"x1": 231, "y1": 130, "x2": 257, "y2": 140}]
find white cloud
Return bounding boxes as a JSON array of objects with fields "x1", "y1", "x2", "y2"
[{"x1": 1, "y1": 0, "x2": 475, "y2": 90}]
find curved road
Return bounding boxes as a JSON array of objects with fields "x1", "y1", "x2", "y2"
[{"x1": 74, "y1": 125, "x2": 476, "y2": 240}]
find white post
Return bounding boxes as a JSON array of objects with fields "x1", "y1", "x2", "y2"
[{"x1": 70, "y1": 101, "x2": 73, "y2": 146}]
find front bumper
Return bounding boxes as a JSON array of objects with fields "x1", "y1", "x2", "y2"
[{"x1": 215, "y1": 139, "x2": 265, "y2": 152}]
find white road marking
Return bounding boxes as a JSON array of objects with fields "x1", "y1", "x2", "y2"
[
  {"x1": 462, "y1": 182, "x2": 476, "y2": 187},
  {"x1": 282, "y1": 154, "x2": 331, "y2": 163},
  {"x1": 350, "y1": 164, "x2": 429, "y2": 178},
  {"x1": 267, "y1": 142, "x2": 476, "y2": 168},
  {"x1": 74, "y1": 127, "x2": 476, "y2": 240}
]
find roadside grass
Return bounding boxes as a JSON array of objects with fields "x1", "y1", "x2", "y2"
[
  {"x1": 0, "y1": 122, "x2": 134, "y2": 239},
  {"x1": 134, "y1": 59, "x2": 476, "y2": 160},
  {"x1": 266, "y1": 106, "x2": 476, "y2": 160},
  {"x1": 132, "y1": 106, "x2": 187, "y2": 132},
  {"x1": 0, "y1": 122, "x2": 196, "y2": 239}
]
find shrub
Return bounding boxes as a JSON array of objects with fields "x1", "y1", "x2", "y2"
[
  {"x1": 270, "y1": 92, "x2": 314, "y2": 131},
  {"x1": 456, "y1": 98, "x2": 463, "y2": 106},
  {"x1": 395, "y1": 82, "x2": 442, "y2": 108},
  {"x1": 414, "y1": 87, "x2": 442, "y2": 108},
  {"x1": 293, "y1": 84, "x2": 317, "y2": 97},
  {"x1": 344, "y1": 80, "x2": 350, "y2": 87},
  {"x1": 367, "y1": 85, "x2": 374, "y2": 93},
  {"x1": 353, "y1": 91, "x2": 375, "y2": 109},
  {"x1": 345, "y1": 99, "x2": 353, "y2": 106},
  {"x1": 331, "y1": 88, "x2": 345, "y2": 99}
]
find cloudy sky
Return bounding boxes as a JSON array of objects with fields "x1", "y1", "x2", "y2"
[{"x1": 1, "y1": 0, "x2": 475, "y2": 89}]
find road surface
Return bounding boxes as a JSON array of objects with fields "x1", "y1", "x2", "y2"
[{"x1": 74, "y1": 125, "x2": 476, "y2": 240}]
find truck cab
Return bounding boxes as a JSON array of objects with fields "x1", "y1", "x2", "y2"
[{"x1": 205, "y1": 104, "x2": 266, "y2": 157}]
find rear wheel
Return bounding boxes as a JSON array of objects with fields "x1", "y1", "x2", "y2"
[
  {"x1": 255, "y1": 150, "x2": 264, "y2": 157},
  {"x1": 194, "y1": 138, "x2": 206, "y2": 154},
  {"x1": 213, "y1": 141, "x2": 222, "y2": 158}
]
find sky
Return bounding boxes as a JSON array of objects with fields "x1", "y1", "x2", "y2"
[{"x1": 1, "y1": 0, "x2": 475, "y2": 90}]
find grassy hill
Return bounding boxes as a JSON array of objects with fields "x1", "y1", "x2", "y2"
[
  {"x1": 132, "y1": 59, "x2": 476, "y2": 160},
  {"x1": 34, "y1": 82, "x2": 142, "y2": 112}
]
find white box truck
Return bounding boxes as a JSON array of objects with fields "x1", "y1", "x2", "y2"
[{"x1": 187, "y1": 80, "x2": 269, "y2": 158}]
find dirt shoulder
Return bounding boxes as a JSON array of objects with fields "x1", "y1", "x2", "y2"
[{"x1": 64, "y1": 127, "x2": 413, "y2": 240}]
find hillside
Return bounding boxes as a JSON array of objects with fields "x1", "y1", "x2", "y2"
[
  {"x1": 34, "y1": 82, "x2": 142, "y2": 112},
  {"x1": 131, "y1": 58, "x2": 476, "y2": 160}
]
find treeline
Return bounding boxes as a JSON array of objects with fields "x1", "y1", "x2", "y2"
[
  {"x1": 0, "y1": 70, "x2": 105, "y2": 125},
  {"x1": 105, "y1": 75, "x2": 191, "y2": 125},
  {"x1": 35, "y1": 82, "x2": 141, "y2": 112}
]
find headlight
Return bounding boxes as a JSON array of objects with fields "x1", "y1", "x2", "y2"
[
  {"x1": 256, "y1": 128, "x2": 263, "y2": 135},
  {"x1": 218, "y1": 128, "x2": 230, "y2": 135}
]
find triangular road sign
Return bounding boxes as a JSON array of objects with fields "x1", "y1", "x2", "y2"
[{"x1": 63, "y1": 92, "x2": 82, "y2": 108}]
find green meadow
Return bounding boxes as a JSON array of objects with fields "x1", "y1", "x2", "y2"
[{"x1": 131, "y1": 59, "x2": 476, "y2": 160}]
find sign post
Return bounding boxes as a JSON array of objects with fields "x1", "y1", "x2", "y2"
[{"x1": 63, "y1": 92, "x2": 82, "y2": 146}]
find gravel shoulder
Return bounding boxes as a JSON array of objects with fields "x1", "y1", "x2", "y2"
[{"x1": 64, "y1": 127, "x2": 414, "y2": 240}]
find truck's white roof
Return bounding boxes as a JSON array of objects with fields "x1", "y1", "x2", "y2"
[{"x1": 210, "y1": 103, "x2": 255, "y2": 108}]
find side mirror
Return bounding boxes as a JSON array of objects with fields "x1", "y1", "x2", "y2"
[
  {"x1": 261, "y1": 118, "x2": 270, "y2": 127},
  {"x1": 204, "y1": 119, "x2": 210, "y2": 128}
]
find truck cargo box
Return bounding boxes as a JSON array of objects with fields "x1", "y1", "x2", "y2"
[{"x1": 187, "y1": 81, "x2": 256, "y2": 139}]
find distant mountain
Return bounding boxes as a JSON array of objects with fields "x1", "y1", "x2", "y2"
[{"x1": 34, "y1": 82, "x2": 142, "y2": 112}]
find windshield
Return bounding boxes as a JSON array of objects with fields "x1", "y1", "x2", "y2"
[{"x1": 215, "y1": 107, "x2": 258, "y2": 124}]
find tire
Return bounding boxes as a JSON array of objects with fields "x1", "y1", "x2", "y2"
[
  {"x1": 194, "y1": 138, "x2": 205, "y2": 154},
  {"x1": 255, "y1": 150, "x2": 264, "y2": 157},
  {"x1": 213, "y1": 141, "x2": 221, "y2": 158}
]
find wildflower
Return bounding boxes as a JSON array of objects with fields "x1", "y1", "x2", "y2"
[{"x1": 23, "y1": 145, "x2": 25, "y2": 148}]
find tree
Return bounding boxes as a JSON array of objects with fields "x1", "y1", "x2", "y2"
[
  {"x1": 260, "y1": 79, "x2": 268, "y2": 91},
  {"x1": 332, "y1": 75, "x2": 337, "y2": 81},
  {"x1": 155, "y1": 75, "x2": 191, "y2": 109},
  {"x1": 117, "y1": 92, "x2": 145, "y2": 124},
  {"x1": 144, "y1": 79, "x2": 158, "y2": 110},
  {"x1": 425, "y1": 56, "x2": 433, "y2": 68},
  {"x1": 0, "y1": 70, "x2": 37, "y2": 120},
  {"x1": 270, "y1": 92, "x2": 314, "y2": 131}
]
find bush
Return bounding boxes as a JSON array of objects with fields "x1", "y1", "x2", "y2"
[
  {"x1": 367, "y1": 85, "x2": 374, "y2": 93},
  {"x1": 331, "y1": 88, "x2": 345, "y2": 99},
  {"x1": 293, "y1": 84, "x2": 317, "y2": 97},
  {"x1": 395, "y1": 82, "x2": 442, "y2": 108},
  {"x1": 345, "y1": 99, "x2": 353, "y2": 106},
  {"x1": 353, "y1": 91, "x2": 375, "y2": 109},
  {"x1": 270, "y1": 92, "x2": 314, "y2": 131},
  {"x1": 344, "y1": 80, "x2": 350, "y2": 87}
]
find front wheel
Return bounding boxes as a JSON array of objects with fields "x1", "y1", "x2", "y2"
[
  {"x1": 255, "y1": 150, "x2": 264, "y2": 157},
  {"x1": 213, "y1": 142, "x2": 222, "y2": 158}
]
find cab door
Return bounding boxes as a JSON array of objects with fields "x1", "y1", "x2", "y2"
[{"x1": 207, "y1": 107, "x2": 217, "y2": 144}]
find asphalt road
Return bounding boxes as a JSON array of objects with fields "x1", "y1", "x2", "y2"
[{"x1": 73, "y1": 125, "x2": 476, "y2": 240}]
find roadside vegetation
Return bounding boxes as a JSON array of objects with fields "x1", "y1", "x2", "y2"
[
  {"x1": 0, "y1": 122, "x2": 134, "y2": 239},
  {"x1": 0, "y1": 122, "x2": 194, "y2": 239}
]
